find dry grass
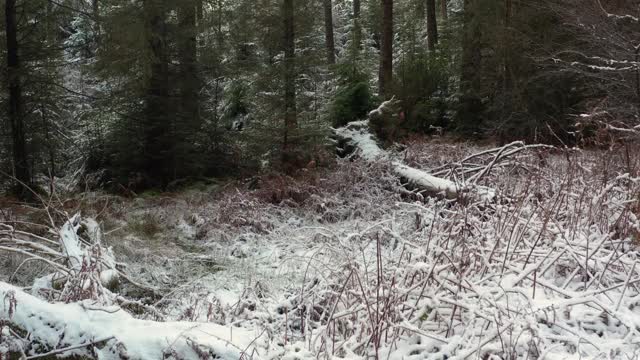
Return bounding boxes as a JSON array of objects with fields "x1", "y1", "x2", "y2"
[{"x1": 4, "y1": 141, "x2": 640, "y2": 359}]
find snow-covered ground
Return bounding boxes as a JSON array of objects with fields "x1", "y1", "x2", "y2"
[{"x1": 2, "y1": 143, "x2": 640, "y2": 359}]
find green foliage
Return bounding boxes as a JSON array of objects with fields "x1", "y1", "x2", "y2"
[
  {"x1": 330, "y1": 82, "x2": 373, "y2": 127},
  {"x1": 223, "y1": 81, "x2": 250, "y2": 128},
  {"x1": 494, "y1": 73, "x2": 584, "y2": 144},
  {"x1": 397, "y1": 54, "x2": 451, "y2": 133},
  {"x1": 329, "y1": 64, "x2": 375, "y2": 127},
  {"x1": 0, "y1": 0, "x2": 611, "y2": 198},
  {"x1": 409, "y1": 98, "x2": 449, "y2": 134},
  {"x1": 455, "y1": 95, "x2": 486, "y2": 138},
  {"x1": 453, "y1": 0, "x2": 587, "y2": 143}
]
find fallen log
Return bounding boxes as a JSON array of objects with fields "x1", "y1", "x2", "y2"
[
  {"x1": 333, "y1": 119, "x2": 496, "y2": 202},
  {"x1": 0, "y1": 281, "x2": 258, "y2": 359}
]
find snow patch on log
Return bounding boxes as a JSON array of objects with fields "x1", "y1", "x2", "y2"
[
  {"x1": 0, "y1": 281, "x2": 258, "y2": 359},
  {"x1": 334, "y1": 120, "x2": 495, "y2": 201},
  {"x1": 58, "y1": 214, "x2": 85, "y2": 272},
  {"x1": 335, "y1": 120, "x2": 386, "y2": 162}
]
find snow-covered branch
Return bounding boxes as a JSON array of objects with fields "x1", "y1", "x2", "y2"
[{"x1": 0, "y1": 282, "x2": 259, "y2": 359}]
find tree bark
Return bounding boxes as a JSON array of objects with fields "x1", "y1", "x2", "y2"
[
  {"x1": 333, "y1": 105, "x2": 497, "y2": 202},
  {"x1": 379, "y1": 0, "x2": 393, "y2": 99},
  {"x1": 440, "y1": 0, "x2": 447, "y2": 20},
  {"x1": 353, "y1": 0, "x2": 362, "y2": 53},
  {"x1": 283, "y1": 0, "x2": 297, "y2": 158},
  {"x1": 426, "y1": 0, "x2": 438, "y2": 51},
  {"x1": 143, "y1": 0, "x2": 171, "y2": 186},
  {"x1": 196, "y1": 0, "x2": 204, "y2": 49},
  {"x1": 178, "y1": 0, "x2": 201, "y2": 129},
  {"x1": 5, "y1": 0, "x2": 31, "y2": 199},
  {"x1": 215, "y1": 0, "x2": 224, "y2": 49},
  {"x1": 460, "y1": 0, "x2": 481, "y2": 95},
  {"x1": 197, "y1": 0, "x2": 204, "y2": 23},
  {"x1": 324, "y1": 0, "x2": 336, "y2": 65},
  {"x1": 504, "y1": 0, "x2": 513, "y2": 90}
]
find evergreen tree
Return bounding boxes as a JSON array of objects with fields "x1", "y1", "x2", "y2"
[
  {"x1": 379, "y1": 0, "x2": 393, "y2": 99},
  {"x1": 5, "y1": 0, "x2": 30, "y2": 198}
]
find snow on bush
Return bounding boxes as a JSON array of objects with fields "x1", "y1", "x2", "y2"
[{"x1": 2, "y1": 147, "x2": 640, "y2": 359}]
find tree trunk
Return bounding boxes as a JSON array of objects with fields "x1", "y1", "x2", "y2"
[
  {"x1": 197, "y1": 0, "x2": 204, "y2": 23},
  {"x1": 196, "y1": 0, "x2": 204, "y2": 48},
  {"x1": 333, "y1": 105, "x2": 497, "y2": 202},
  {"x1": 426, "y1": 0, "x2": 438, "y2": 51},
  {"x1": 178, "y1": 0, "x2": 201, "y2": 129},
  {"x1": 379, "y1": 0, "x2": 393, "y2": 99},
  {"x1": 504, "y1": 0, "x2": 513, "y2": 90},
  {"x1": 5, "y1": 0, "x2": 31, "y2": 199},
  {"x1": 143, "y1": 0, "x2": 171, "y2": 187},
  {"x1": 353, "y1": 0, "x2": 362, "y2": 53},
  {"x1": 440, "y1": 0, "x2": 447, "y2": 20},
  {"x1": 283, "y1": 0, "x2": 297, "y2": 159},
  {"x1": 324, "y1": 0, "x2": 336, "y2": 65},
  {"x1": 92, "y1": 0, "x2": 99, "y2": 18},
  {"x1": 457, "y1": 0, "x2": 483, "y2": 134},
  {"x1": 216, "y1": 0, "x2": 224, "y2": 50},
  {"x1": 460, "y1": 0, "x2": 481, "y2": 95}
]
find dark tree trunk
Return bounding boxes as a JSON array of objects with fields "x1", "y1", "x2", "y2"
[
  {"x1": 197, "y1": 0, "x2": 204, "y2": 23},
  {"x1": 353, "y1": 0, "x2": 362, "y2": 52},
  {"x1": 379, "y1": 0, "x2": 393, "y2": 99},
  {"x1": 196, "y1": 0, "x2": 204, "y2": 48},
  {"x1": 504, "y1": 0, "x2": 513, "y2": 90},
  {"x1": 440, "y1": 0, "x2": 447, "y2": 20},
  {"x1": 91, "y1": 0, "x2": 102, "y2": 52},
  {"x1": 457, "y1": 0, "x2": 483, "y2": 134},
  {"x1": 460, "y1": 0, "x2": 481, "y2": 95},
  {"x1": 283, "y1": 0, "x2": 297, "y2": 158},
  {"x1": 5, "y1": 0, "x2": 31, "y2": 199},
  {"x1": 216, "y1": 0, "x2": 224, "y2": 49},
  {"x1": 178, "y1": 0, "x2": 201, "y2": 129},
  {"x1": 93, "y1": 0, "x2": 99, "y2": 18},
  {"x1": 143, "y1": 0, "x2": 171, "y2": 186},
  {"x1": 324, "y1": 0, "x2": 336, "y2": 65},
  {"x1": 426, "y1": 0, "x2": 438, "y2": 51}
]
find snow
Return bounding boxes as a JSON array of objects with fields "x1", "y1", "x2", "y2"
[
  {"x1": 334, "y1": 120, "x2": 495, "y2": 201},
  {"x1": 334, "y1": 121, "x2": 386, "y2": 161},
  {"x1": 394, "y1": 163, "x2": 459, "y2": 198},
  {"x1": 58, "y1": 214, "x2": 86, "y2": 272},
  {"x1": 3, "y1": 143, "x2": 640, "y2": 359},
  {"x1": 0, "y1": 282, "x2": 259, "y2": 359}
]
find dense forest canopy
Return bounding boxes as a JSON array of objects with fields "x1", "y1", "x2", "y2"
[
  {"x1": 4, "y1": 1, "x2": 640, "y2": 359},
  {"x1": 0, "y1": 0, "x2": 637, "y2": 193}
]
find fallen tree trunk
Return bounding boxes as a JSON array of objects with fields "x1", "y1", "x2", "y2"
[
  {"x1": 334, "y1": 119, "x2": 496, "y2": 202},
  {"x1": 0, "y1": 281, "x2": 258, "y2": 359}
]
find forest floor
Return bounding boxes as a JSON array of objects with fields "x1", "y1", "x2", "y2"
[{"x1": 2, "y1": 140, "x2": 640, "y2": 359}]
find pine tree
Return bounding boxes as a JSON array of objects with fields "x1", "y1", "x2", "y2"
[
  {"x1": 177, "y1": 0, "x2": 202, "y2": 175},
  {"x1": 426, "y1": 0, "x2": 438, "y2": 51},
  {"x1": 5, "y1": 0, "x2": 31, "y2": 198},
  {"x1": 282, "y1": 0, "x2": 297, "y2": 164},
  {"x1": 324, "y1": 0, "x2": 336, "y2": 65},
  {"x1": 379, "y1": 0, "x2": 393, "y2": 99},
  {"x1": 142, "y1": 0, "x2": 171, "y2": 186}
]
